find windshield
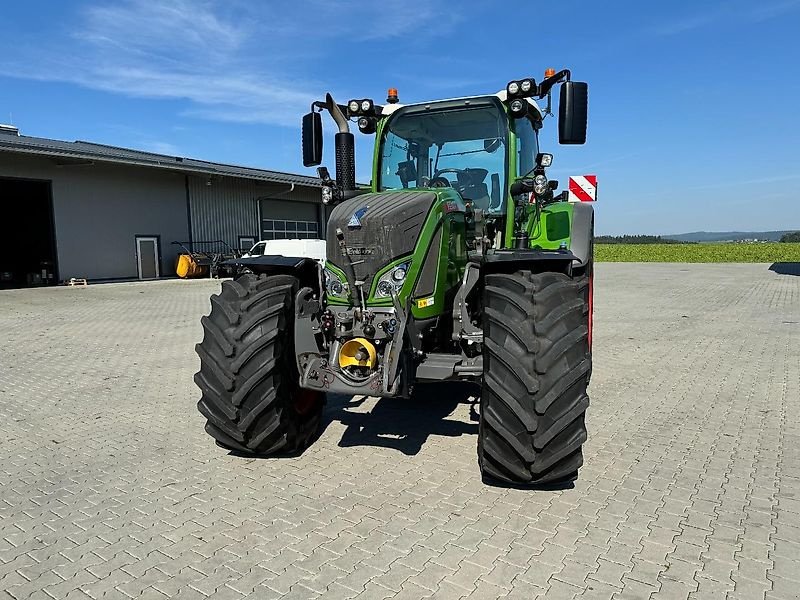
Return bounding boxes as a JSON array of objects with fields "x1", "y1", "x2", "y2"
[{"x1": 378, "y1": 102, "x2": 508, "y2": 213}]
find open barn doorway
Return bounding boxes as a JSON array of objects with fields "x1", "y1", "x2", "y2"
[{"x1": 0, "y1": 177, "x2": 57, "y2": 289}]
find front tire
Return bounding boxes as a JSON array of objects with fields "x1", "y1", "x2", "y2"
[
  {"x1": 478, "y1": 270, "x2": 591, "y2": 485},
  {"x1": 195, "y1": 273, "x2": 324, "y2": 455}
]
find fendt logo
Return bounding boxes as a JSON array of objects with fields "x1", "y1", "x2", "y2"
[{"x1": 348, "y1": 206, "x2": 369, "y2": 228}]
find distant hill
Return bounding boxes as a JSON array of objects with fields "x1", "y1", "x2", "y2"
[{"x1": 663, "y1": 230, "x2": 797, "y2": 243}]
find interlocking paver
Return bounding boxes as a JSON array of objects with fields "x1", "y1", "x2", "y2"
[{"x1": 0, "y1": 264, "x2": 797, "y2": 599}]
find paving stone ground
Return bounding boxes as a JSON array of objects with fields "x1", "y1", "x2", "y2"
[{"x1": 1, "y1": 263, "x2": 798, "y2": 600}]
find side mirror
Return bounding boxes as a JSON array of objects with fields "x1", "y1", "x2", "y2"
[
  {"x1": 302, "y1": 112, "x2": 323, "y2": 167},
  {"x1": 558, "y1": 81, "x2": 588, "y2": 145},
  {"x1": 483, "y1": 138, "x2": 501, "y2": 153}
]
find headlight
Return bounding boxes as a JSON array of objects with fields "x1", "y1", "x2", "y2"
[
  {"x1": 392, "y1": 265, "x2": 407, "y2": 282},
  {"x1": 360, "y1": 99, "x2": 373, "y2": 113},
  {"x1": 348, "y1": 100, "x2": 360, "y2": 114},
  {"x1": 520, "y1": 78, "x2": 534, "y2": 93},
  {"x1": 321, "y1": 186, "x2": 333, "y2": 204},
  {"x1": 329, "y1": 280, "x2": 344, "y2": 295},
  {"x1": 507, "y1": 81, "x2": 520, "y2": 96},
  {"x1": 377, "y1": 280, "x2": 394, "y2": 297},
  {"x1": 533, "y1": 174, "x2": 548, "y2": 195},
  {"x1": 375, "y1": 261, "x2": 410, "y2": 298},
  {"x1": 324, "y1": 268, "x2": 348, "y2": 298}
]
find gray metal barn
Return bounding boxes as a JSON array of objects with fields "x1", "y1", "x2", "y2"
[{"x1": 0, "y1": 125, "x2": 322, "y2": 288}]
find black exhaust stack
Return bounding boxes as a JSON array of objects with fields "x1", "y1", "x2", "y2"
[
  {"x1": 335, "y1": 132, "x2": 356, "y2": 193},
  {"x1": 326, "y1": 94, "x2": 357, "y2": 197}
]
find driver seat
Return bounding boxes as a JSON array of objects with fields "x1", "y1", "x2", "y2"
[
  {"x1": 455, "y1": 169, "x2": 491, "y2": 210},
  {"x1": 461, "y1": 182, "x2": 491, "y2": 210}
]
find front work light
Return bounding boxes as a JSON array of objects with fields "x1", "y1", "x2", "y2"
[
  {"x1": 520, "y1": 78, "x2": 535, "y2": 94},
  {"x1": 358, "y1": 116, "x2": 376, "y2": 134},
  {"x1": 509, "y1": 98, "x2": 527, "y2": 116},
  {"x1": 508, "y1": 78, "x2": 537, "y2": 98},
  {"x1": 347, "y1": 99, "x2": 375, "y2": 116},
  {"x1": 533, "y1": 174, "x2": 548, "y2": 195},
  {"x1": 536, "y1": 152, "x2": 553, "y2": 168}
]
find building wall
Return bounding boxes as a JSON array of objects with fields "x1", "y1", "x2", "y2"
[
  {"x1": 188, "y1": 176, "x2": 322, "y2": 247},
  {"x1": 0, "y1": 153, "x2": 189, "y2": 280}
]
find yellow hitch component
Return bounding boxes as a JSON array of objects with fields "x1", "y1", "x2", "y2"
[
  {"x1": 338, "y1": 338, "x2": 378, "y2": 369},
  {"x1": 175, "y1": 254, "x2": 208, "y2": 278}
]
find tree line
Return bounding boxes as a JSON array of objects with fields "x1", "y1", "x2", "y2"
[
  {"x1": 595, "y1": 235, "x2": 690, "y2": 245},
  {"x1": 596, "y1": 232, "x2": 800, "y2": 244},
  {"x1": 780, "y1": 231, "x2": 800, "y2": 243}
]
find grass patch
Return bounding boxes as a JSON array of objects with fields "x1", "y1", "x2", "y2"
[{"x1": 595, "y1": 243, "x2": 800, "y2": 263}]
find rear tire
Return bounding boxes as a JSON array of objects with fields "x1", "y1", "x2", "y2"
[
  {"x1": 478, "y1": 270, "x2": 591, "y2": 485},
  {"x1": 195, "y1": 273, "x2": 324, "y2": 455}
]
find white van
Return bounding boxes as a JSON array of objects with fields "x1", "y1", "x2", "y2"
[{"x1": 242, "y1": 239, "x2": 326, "y2": 264}]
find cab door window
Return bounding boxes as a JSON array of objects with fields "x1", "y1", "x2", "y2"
[{"x1": 515, "y1": 117, "x2": 539, "y2": 177}]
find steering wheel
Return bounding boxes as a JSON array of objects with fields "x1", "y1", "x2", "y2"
[
  {"x1": 429, "y1": 168, "x2": 480, "y2": 192},
  {"x1": 431, "y1": 167, "x2": 468, "y2": 181}
]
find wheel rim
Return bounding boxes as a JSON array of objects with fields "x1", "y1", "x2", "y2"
[{"x1": 293, "y1": 389, "x2": 322, "y2": 416}]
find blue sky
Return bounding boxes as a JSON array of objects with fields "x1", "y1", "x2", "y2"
[{"x1": 1, "y1": 0, "x2": 799, "y2": 235}]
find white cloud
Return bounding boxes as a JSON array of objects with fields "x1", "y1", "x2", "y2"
[
  {"x1": 141, "y1": 140, "x2": 182, "y2": 155},
  {"x1": 0, "y1": 0, "x2": 456, "y2": 127},
  {"x1": 78, "y1": 0, "x2": 246, "y2": 58}
]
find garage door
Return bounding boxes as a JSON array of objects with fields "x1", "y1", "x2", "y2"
[{"x1": 259, "y1": 199, "x2": 321, "y2": 240}]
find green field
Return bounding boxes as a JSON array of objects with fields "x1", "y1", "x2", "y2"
[{"x1": 595, "y1": 243, "x2": 800, "y2": 263}]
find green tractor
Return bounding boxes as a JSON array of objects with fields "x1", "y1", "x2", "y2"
[{"x1": 195, "y1": 69, "x2": 594, "y2": 485}]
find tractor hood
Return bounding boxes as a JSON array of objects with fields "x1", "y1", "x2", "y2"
[{"x1": 327, "y1": 190, "x2": 438, "y2": 290}]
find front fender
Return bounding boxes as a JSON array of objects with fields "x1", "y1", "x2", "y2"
[
  {"x1": 569, "y1": 202, "x2": 594, "y2": 268},
  {"x1": 224, "y1": 256, "x2": 322, "y2": 291},
  {"x1": 526, "y1": 201, "x2": 594, "y2": 268}
]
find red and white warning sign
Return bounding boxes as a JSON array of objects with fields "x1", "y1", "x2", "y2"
[{"x1": 568, "y1": 175, "x2": 597, "y2": 202}]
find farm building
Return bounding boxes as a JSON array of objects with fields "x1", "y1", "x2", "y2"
[{"x1": 0, "y1": 124, "x2": 323, "y2": 288}]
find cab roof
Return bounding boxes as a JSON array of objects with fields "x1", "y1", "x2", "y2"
[{"x1": 379, "y1": 91, "x2": 544, "y2": 120}]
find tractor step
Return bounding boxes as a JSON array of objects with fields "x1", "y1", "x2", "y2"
[{"x1": 416, "y1": 353, "x2": 482, "y2": 381}]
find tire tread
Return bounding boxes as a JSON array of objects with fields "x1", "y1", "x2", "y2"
[
  {"x1": 479, "y1": 269, "x2": 591, "y2": 485},
  {"x1": 195, "y1": 273, "x2": 323, "y2": 455}
]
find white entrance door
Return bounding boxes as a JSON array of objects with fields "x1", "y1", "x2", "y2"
[{"x1": 136, "y1": 237, "x2": 160, "y2": 279}]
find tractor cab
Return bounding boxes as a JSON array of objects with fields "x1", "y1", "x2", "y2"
[{"x1": 376, "y1": 97, "x2": 513, "y2": 214}]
